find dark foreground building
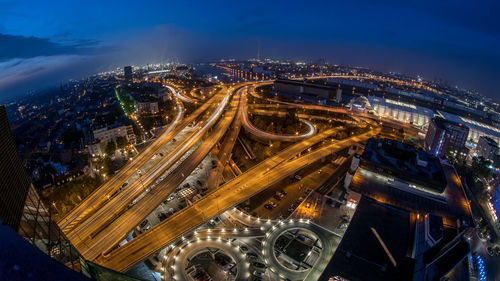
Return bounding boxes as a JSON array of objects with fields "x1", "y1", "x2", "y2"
[
  {"x1": 320, "y1": 138, "x2": 473, "y2": 281},
  {"x1": 0, "y1": 106, "x2": 142, "y2": 281}
]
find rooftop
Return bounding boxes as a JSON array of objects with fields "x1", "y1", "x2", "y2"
[
  {"x1": 360, "y1": 138, "x2": 447, "y2": 193},
  {"x1": 318, "y1": 197, "x2": 415, "y2": 281}
]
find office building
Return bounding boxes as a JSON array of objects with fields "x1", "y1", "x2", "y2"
[
  {"x1": 425, "y1": 117, "x2": 469, "y2": 159},
  {"x1": 319, "y1": 197, "x2": 470, "y2": 281},
  {"x1": 348, "y1": 138, "x2": 471, "y2": 224},
  {"x1": 321, "y1": 138, "x2": 473, "y2": 281},
  {"x1": 476, "y1": 136, "x2": 498, "y2": 161},
  {"x1": 124, "y1": 66, "x2": 133, "y2": 83}
]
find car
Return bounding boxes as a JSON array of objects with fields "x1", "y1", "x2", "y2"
[
  {"x1": 298, "y1": 196, "x2": 304, "y2": 202},
  {"x1": 253, "y1": 262, "x2": 266, "y2": 268},
  {"x1": 275, "y1": 191, "x2": 284, "y2": 198},
  {"x1": 121, "y1": 182, "x2": 128, "y2": 188},
  {"x1": 264, "y1": 204, "x2": 273, "y2": 210},
  {"x1": 298, "y1": 234, "x2": 306, "y2": 241},
  {"x1": 341, "y1": 215, "x2": 350, "y2": 221},
  {"x1": 280, "y1": 190, "x2": 287, "y2": 196},
  {"x1": 139, "y1": 219, "x2": 148, "y2": 228},
  {"x1": 169, "y1": 208, "x2": 176, "y2": 213},
  {"x1": 270, "y1": 201, "x2": 277, "y2": 207},
  {"x1": 183, "y1": 183, "x2": 190, "y2": 188},
  {"x1": 137, "y1": 169, "x2": 142, "y2": 174},
  {"x1": 172, "y1": 138, "x2": 176, "y2": 142},
  {"x1": 273, "y1": 194, "x2": 282, "y2": 201},
  {"x1": 159, "y1": 153, "x2": 164, "y2": 157},
  {"x1": 253, "y1": 271, "x2": 265, "y2": 278},
  {"x1": 294, "y1": 174, "x2": 302, "y2": 181},
  {"x1": 240, "y1": 245, "x2": 248, "y2": 251},
  {"x1": 157, "y1": 212, "x2": 168, "y2": 221},
  {"x1": 247, "y1": 253, "x2": 258, "y2": 260},
  {"x1": 197, "y1": 180, "x2": 203, "y2": 186},
  {"x1": 167, "y1": 195, "x2": 175, "y2": 202}
]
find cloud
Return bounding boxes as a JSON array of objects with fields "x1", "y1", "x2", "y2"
[{"x1": 0, "y1": 33, "x2": 97, "y2": 61}]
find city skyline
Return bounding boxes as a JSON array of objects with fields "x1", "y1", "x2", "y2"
[{"x1": 1, "y1": 0, "x2": 499, "y2": 100}]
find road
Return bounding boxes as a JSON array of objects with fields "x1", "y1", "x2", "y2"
[
  {"x1": 59, "y1": 85, "x2": 184, "y2": 233},
  {"x1": 63, "y1": 87, "x2": 230, "y2": 237},
  {"x1": 72, "y1": 86, "x2": 243, "y2": 261},
  {"x1": 95, "y1": 123, "x2": 380, "y2": 272},
  {"x1": 241, "y1": 88, "x2": 316, "y2": 141}
]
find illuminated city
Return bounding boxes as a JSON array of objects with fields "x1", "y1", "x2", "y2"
[{"x1": 0, "y1": 1, "x2": 499, "y2": 281}]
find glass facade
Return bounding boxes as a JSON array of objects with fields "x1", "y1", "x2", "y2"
[
  {"x1": 0, "y1": 105, "x2": 81, "y2": 271},
  {"x1": 18, "y1": 185, "x2": 81, "y2": 270}
]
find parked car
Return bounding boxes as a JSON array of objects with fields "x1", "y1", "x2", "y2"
[
  {"x1": 139, "y1": 219, "x2": 148, "y2": 228},
  {"x1": 264, "y1": 204, "x2": 273, "y2": 210},
  {"x1": 247, "y1": 253, "x2": 258, "y2": 260},
  {"x1": 253, "y1": 262, "x2": 266, "y2": 268},
  {"x1": 253, "y1": 271, "x2": 265, "y2": 278}
]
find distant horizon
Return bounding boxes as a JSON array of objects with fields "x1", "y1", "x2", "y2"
[
  {"x1": 1, "y1": 0, "x2": 499, "y2": 102},
  {"x1": 0, "y1": 58, "x2": 493, "y2": 105}
]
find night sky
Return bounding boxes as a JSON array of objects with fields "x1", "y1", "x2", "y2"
[{"x1": 0, "y1": 0, "x2": 499, "y2": 100}]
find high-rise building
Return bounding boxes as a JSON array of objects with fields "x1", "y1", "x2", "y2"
[
  {"x1": 425, "y1": 116, "x2": 469, "y2": 159},
  {"x1": 124, "y1": 66, "x2": 133, "y2": 83},
  {"x1": 0, "y1": 106, "x2": 82, "y2": 271},
  {"x1": 475, "y1": 136, "x2": 498, "y2": 162}
]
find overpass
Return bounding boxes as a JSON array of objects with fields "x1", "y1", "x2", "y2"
[{"x1": 95, "y1": 124, "x2": 381, "y2": 272}]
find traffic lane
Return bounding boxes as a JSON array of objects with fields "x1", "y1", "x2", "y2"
[
  {"x1": 98, "y1": 119, "x2": 380, "y2": 271},
  {"x1": 78, "y1": 90, "x2": 242, "y2": 259},
  {"x1": 60, "y1": 89, "x2": 224, "y2": 232},
  {"x1": 68, "y1": 90, "x2": 233, "y2": 243}
]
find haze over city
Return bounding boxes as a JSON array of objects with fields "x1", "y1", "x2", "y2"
[{"x1": 1, "y1": 0, "x2": 499, "y2": 101}]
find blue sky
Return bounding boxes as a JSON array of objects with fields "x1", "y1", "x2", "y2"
[{"x1": 0, "y1": 0, "x2": 499, "y2": 100}]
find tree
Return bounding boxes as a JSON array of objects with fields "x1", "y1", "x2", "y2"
[
  {"x1": 471, "y1": 156, "x2": 496, "y2": 180},
  {"x1": 116, "y1": 136, "x2": 129, "y2": 149},
  {"x1": 105, "y1": 141, "x2": 116, "y2": 156}
]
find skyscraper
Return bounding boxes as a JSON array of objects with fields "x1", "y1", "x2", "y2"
[{"x1": 124, "y1": 66, "x2": 133, "y2": 83}]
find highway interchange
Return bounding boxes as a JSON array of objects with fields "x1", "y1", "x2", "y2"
[{"x1": 60, "y1": 80, "x2": 382, "y2": 280}]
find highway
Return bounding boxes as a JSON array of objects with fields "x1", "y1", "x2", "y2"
[
  {"x1": 241, "y1": 88, "x2": 316, "y2": 141},
  {"x1": 71, "y1": 86, "x2": 244, "y2": 261},
  {"x1": 165, "y1": 85, "x2": 195, "y2": 103},
  {"x1": 58, "y1": 85, "x2": 183, "y2": 233},
  {"x1": 60, "y1": 86, "x2": 230, "y2": 235},
  {"x1": 96, "y1": 122, "x2": 380, "y2": 271}
]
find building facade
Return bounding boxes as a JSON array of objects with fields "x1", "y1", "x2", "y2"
[
  {"x1": 93, "y1": 124, "x2": 136, "y2": 145},
  {"x1": 0, "y1": 106, "x2": 81, "y2": 271},
  {"x1": 124, "y1": 66, "x2": 133, "y2": 83},
  {"x1": 425, "y1": 117, "x2": 469, "y2": 159},
  {"x1": 476, "y1": 136, "x2": 499, "y2": 161},
  {"x1": 136, "y1": 101, "x2": 159, "y2": 114}
]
